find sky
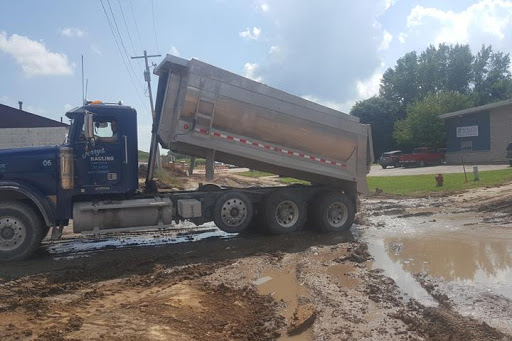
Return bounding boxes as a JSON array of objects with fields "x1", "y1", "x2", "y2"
[{"x1": 1, "y1": 0, "x2": 512, "y2": 151}]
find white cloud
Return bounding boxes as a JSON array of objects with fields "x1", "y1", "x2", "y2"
[
  {"x1": 60, "y1": 27, "x2": 85, "y2": 38},
  {"x1": 239, "y1": 27, "x2": 261, "y2": 40},
  {"x1": 398, "y1": 32, "x2": 407, "y2": 43},
  {"x1": 356, "y1": 71, "x2": 382, "y2": 98},
  {"x1": 0, "y1": 31, "x2": 73, "y2": 76},
  {"x1": 406, "y1": 0, "x2": 512, "y2": 45},
  {"x1": 384, "y1": 0, "x2": 398, "y2": 11},
  {"x1": 269, "y1": 45, "x2": 280, "y2": 55},
  {"x1": 243, "y1": 62, "x2": 262, "y2": 82},
  {"x1": 169, "y1": 46, "x2": 180, "y2": 56},
  {"x1": 378, "y1": 30, "x2": 393, "y2": 50},
  {"x1": 261, "y1": 3, "x2": 269, "y2": 12}
]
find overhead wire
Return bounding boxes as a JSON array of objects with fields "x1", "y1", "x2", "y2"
[
  {"x1": 105, "y1": 0, "x2": 144, "y2": 89},
  {"x1": 151, "y1": 0, "x2": 160, "y2": 53},
  {"x1": 116, "y1": 0, "x2": 137, "y2": 55},
  {"x1": 128, "y1": 0, "x2": 143, "y2": 50},
  {"x1": 99, "y1": 0, "x2": 148, "y2": 113}
]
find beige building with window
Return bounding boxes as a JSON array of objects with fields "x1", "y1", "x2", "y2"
[{"x1": 440, "y1": 99, "x2": 512, "y2": 164}]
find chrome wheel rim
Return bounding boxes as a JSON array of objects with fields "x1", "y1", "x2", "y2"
[
  {"x1": 221, "y1": 198, "x2": 247, "y2": 227},
  {"x1": 0, "y1": 216, "x2": 27, "y2": 251},
  {"x1": 275, "y1": 201, "x2": 299, "y2": 228},
  {"x1": 327, "y1": 202, "x2": 348, "y2": 228}
]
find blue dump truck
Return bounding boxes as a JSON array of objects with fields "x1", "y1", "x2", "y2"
[{"x1": 0, "y1": 55, "x2": 373, "y2": 261}]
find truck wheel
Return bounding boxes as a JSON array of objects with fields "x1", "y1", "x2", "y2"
[
  {"x1": 381, "y1": 165, "x2": 387, "y2": 169},
  {"x1": 263, "y1": 190, "x2": 306, "y2": 234},
  {"x1": 314, "y1": 192, "x2": 355, "y2": 233},
  {"x1": 0, "y1": 201, "x2": 43, "y2": 261},
  {"x1": 214, "y1": 192, "x2": 253, "y2": 233}
]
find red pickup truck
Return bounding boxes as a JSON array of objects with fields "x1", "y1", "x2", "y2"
[{"x1": 399, "y1": 147, "x2": 446, "y2": 167}]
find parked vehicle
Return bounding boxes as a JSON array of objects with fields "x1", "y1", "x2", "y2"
[
  {"x1": 0, "y1": 55, "x2": 373, "y2": 261},
  {"x1": 378, "y1": 150, "x2": 402, "y2": 169},
  {"x1": 398, "y1": 147, "x2": 445, "y2": 167},
  {"x1": 507, "y1": 143, "x2": 512, "y2": 166}
]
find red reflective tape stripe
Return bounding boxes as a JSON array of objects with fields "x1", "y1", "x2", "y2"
[
  {"x1": 209, "y1": 130, "x2": 344, "y2": 167},
  {"x1": 199, "y1": 129, "x2": 208, "y2": 134}
]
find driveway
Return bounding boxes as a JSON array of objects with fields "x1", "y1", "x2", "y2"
[{"x1": 369, "y1": 163, "x2": 509, "y2": 177}]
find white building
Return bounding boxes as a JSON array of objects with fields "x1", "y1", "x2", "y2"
[{"x1": 0, "y1": 104, "x2": 69, "y2": 149}]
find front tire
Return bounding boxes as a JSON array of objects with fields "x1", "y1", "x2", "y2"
[
  {"x1": 314, "y1": 193, "x2": 355, "y2": 233},
  {"x1": 0, "y1": 201, "x2": 43, "y2": 261}
]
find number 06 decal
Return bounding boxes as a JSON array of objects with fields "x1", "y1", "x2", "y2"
[{"x1": 43, "y1": 160, "x2": 52, "y2": 167}]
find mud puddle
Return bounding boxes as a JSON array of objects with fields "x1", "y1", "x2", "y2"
[
  {"x1": 362, "y1": 198, "x2": 512, "y2": 335},
  {"x1": 255, "y1": 266, "x2": 313, "y2": 341},
  {"x1": 42, "y1": 223, "x2": 237, "y2": 260}
]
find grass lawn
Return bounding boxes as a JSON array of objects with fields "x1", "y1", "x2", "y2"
[
  {"x1": 238, "y1": 170, "x2": 275, "y2": 178},
  {"x1": 368, "y1": 168, "x2": 512, "y2": 195}
]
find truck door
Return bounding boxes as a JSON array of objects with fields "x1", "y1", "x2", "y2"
[{"x1": 75, "y1": 116, "x2": 123, "y2": 189}]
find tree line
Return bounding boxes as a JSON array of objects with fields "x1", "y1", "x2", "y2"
[{"x1": 350, "y1": 44, "x2": 512, "y2": 158}]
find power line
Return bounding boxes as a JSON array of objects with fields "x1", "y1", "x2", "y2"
[
  {"x1": 106, "y1": 0, "x2": 142, "y2": 84},
  {"x1": 99, "y1": 0, "x2": 147, "y2": 112},
  {"x1": 105, "y1": 0, "x2": 148, "y2": 99},
  {"x1": 128, "y1": 0, "x2": 143, "y2": 50},
  {"x1": 151, "y1": 0, "x2": 160, "y2": 53},
  {"x1": 116, "y1": 0, "x2": 137, "y2": 54}
]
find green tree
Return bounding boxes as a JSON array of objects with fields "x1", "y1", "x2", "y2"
[
  {"x1": 380, "y1": 51, "x2": 419, "y2": 115},
  {"x1": 472, "y1": 45, "x2": 512, "y2": 105},
  {"x1": 393, "y1": 91, "x2": 472, "y2": 148},
  {"x1": 350, "y1": 96, "x2": 401, "y2": 159}
]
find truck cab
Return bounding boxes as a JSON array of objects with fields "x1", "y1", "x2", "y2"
[
  {"x1": 65, "y1": 103, "x2": 139, "y2": 196},
  {"x1": 0, "y1": 102, "x2": 139, "y2": 261}
]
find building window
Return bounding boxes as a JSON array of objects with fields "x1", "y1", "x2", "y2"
[{"x1": 461, "y1": 140, "x2": 472, "y2": 152}]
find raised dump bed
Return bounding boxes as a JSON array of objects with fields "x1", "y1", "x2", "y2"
[{"x1": 154, "y1": 55, "x2": 373, "y2": 193}]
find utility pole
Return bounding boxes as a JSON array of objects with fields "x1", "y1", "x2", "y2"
[{"x1": 131, "y1": 50, "x2": 161, "y2": 190}]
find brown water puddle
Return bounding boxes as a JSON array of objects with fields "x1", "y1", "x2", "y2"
[
  {"x1": 255, "y1": 266, "x2": 313, "y2": 340},
  {"x1": 326, "y1": 263, "x2": 360, "y2": 289},
  {"x1": 384, "y1": 227, "x2": 512, "y2": 296},
  {"x1": 366, "y1": 218, "x2": 512, "y2": 302}
]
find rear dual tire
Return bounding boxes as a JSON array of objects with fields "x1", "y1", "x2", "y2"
[
  {"x1": 263, "y1": 191, "x2": 307, "y2": 235},
  {"x1": 313, "y1": 192, "x2": 355, "y2": 233}
]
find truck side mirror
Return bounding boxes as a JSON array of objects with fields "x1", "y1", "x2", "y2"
[{"x1": 84, "y1": 112, "x2": 94, "y2": 140}]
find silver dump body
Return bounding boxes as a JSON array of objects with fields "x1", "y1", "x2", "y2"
[{"x1": 154, "y1": 55, "x2": 373, "y2": 193}]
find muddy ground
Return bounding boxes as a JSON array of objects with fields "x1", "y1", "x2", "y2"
[{"x1": 1, "y1": 175, "x2": 512, "y2": 340}]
